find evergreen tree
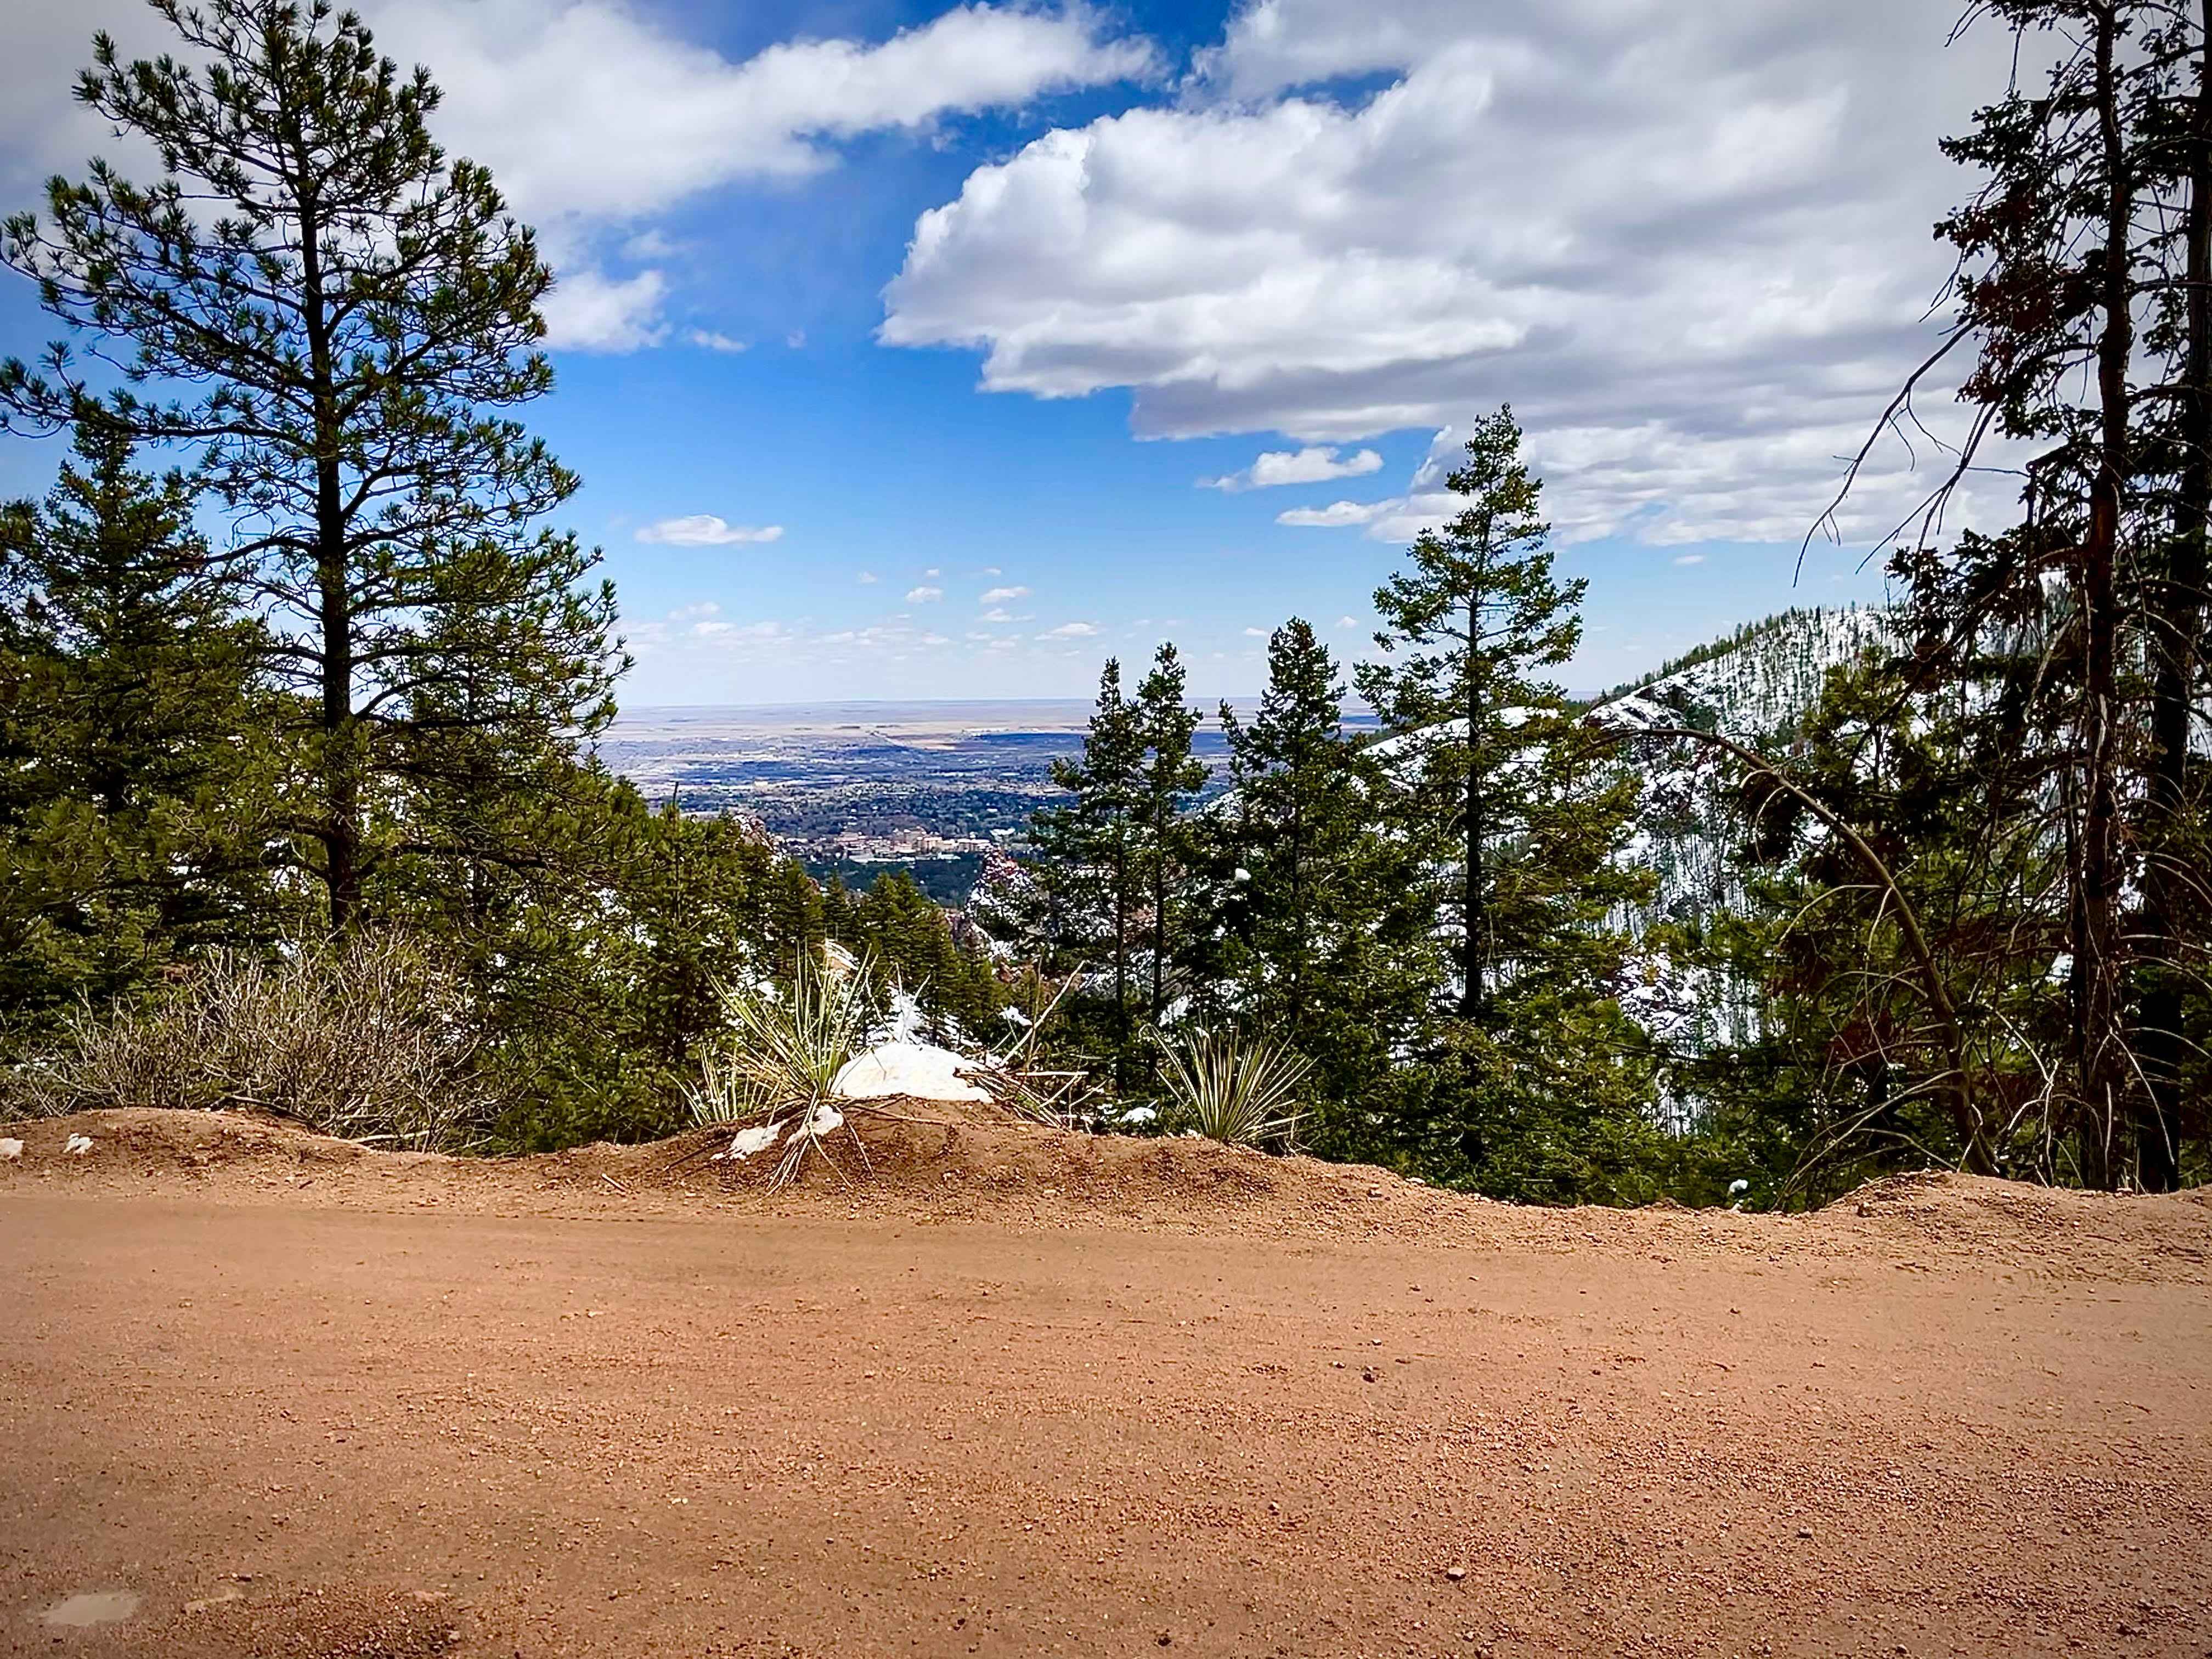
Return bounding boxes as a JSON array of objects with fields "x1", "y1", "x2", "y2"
[
  {"x1": 1211, "y1": 619, "x2": 1432, "y2": 1147},
  {"x1": 1, "y1": 0, "x2": 622, "y2": 933},
  {"x1": 1132, "y1": 644, "x2": 1206, "y2": 1028},
  {"x1": 474, "y1": 788, "x2": 826, "y2": 1149},
  {"x1": 1357, "y1": 406, "x2": 1652, "y2": 1192},
  {"x1": 1835, "y1": 0, "x2": 2212, "y2": 1187},
  {"x1": 0, "y1": 416, "x2": 275, "y2": 1041},
  {"x1": 1026, "y1": 659, "x2": 1145, "y2": 1077},
  {"x1": 826, "y1": 870, "x2": 1004, "y2": 1042}
]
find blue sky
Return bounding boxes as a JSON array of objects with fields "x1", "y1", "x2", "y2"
[{"x1": 0, "y1": 0, "x2": 2024, "y2": 706}]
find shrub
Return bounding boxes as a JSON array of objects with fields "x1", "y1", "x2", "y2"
[
  {"x1": 1149, "y1": 1028, "x2": 1312, "y2": 1148},
  {"x1": 688, "y1": 954, "x2": 879, "y2": 1189},
  {"x1": 3, "y1": 934, "x2": 482, "y2": 1149},
  {"x1": 688, "y1": 956, "x2": 876, "y2": 1127}
]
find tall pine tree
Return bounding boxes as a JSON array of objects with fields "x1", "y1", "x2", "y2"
[
  {"x1": 1212, "y1": 619, "x2": 1432, "y2": 1149},
  {"x1": 1358, "y1": 407, "x2": 1653, "y2": 1194},
  {"x1": 1133, "y1": 644, "x2": 1206, "y2": 1029},
  {"x1": 1027, "y1": 659, "x2": 1146, "y2": 1078},
  {"x1": 1, "y1": 0, "x2": 623, "y2": 933}
]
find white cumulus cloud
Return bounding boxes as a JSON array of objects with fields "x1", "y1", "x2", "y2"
[
  {"x1": 1278, "y1": 500, "x2": 1390, "y2": 528},
  {"x1": 540, "y1": 268, "x2": 669, "y2": 353},
  {"x1": 0, "y1": 0, "x2": 1160, "y2": 354},
  {"x1": 1200, "y1": 446, "x2": 1384, "y2": 492},
  {"x1": 1041, "y1": 620, "x2": 1099, "y2": 638},
  {"x1": 907, "y1": 585, "x2": 945, "y2": 602},
  {"x1": 882, "y1": 0, "x2": 2028, "y2": 549},
  {"x1": 980, "y1": 584, "x2": 1031, "y2": 603}
]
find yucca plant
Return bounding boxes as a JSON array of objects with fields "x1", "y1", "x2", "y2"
[
  {"x1": 1148, "y1": 1027, "x2": 1312, "y2": 1149},
  {"x1": 689, "y1": 953, "x2": 877, "y2": 1188}
]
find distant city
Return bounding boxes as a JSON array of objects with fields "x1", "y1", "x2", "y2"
[{"x1": 597, "y1": 700, "x2": 1375, "y2": 902}]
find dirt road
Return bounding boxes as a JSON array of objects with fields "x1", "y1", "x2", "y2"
[{"x1": 2, "y1": 1122, "x2": 2209, "y2": 1657}]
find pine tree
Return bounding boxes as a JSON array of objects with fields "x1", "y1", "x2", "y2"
[
  {"x1": 1357, "y1": 406, "x2": 1652, "y2": 1191},
  {"x1": 0, "y1": 415, "x2": 275, "y2": 1040},
  {"x1": 1027, "y1": 659, "x2": 1145, "y2": 1077},
  {"x1": 1, "y1": 0, "x2": 622, "y2": 933},
  {"x1": 1133, "y1": 644, "x2": 1206, "y2": 1029},
  {"x1": 828, "y1": 869, "x2": 1004, "y2": 1042},
  {"x1": 1212, "y1": 619, "x2": 1432, "y2": 1145},
  {"x1": 1840, "y1": 0, "x2": 2212, "y2": 1187}
]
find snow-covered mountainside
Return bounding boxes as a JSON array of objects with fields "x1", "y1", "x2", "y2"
[
  {"x1": 1599, "y1": 605, "x2": 1897, "y2": 748},
  {"x1": 1598, "y1": 604, "x2": 1897, "y2": 931},
  {"x1": 1595, "y1": 605, "x2": 1898, "y2": 1065}
]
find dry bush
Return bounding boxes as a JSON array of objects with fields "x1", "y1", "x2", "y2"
[{"x1": 4, "y1": 935, "x2": 482, "y2": 1149}]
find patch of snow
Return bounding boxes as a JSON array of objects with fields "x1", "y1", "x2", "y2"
[
  {"x1": 63, "y1": 1134, "x2": 93, "y2": 1156},
  {"x1": 0, "y1": 1137, "x2": 21, "y2": 1160},
  {"x1": 790, "y1": 1104, "x2": 845, "y2": 1139},
  {"x1": 833, "y1": 1041, "x2": 994, "y2": 1103},
  {"x1": 1117, "y1": 1105, "x2": 1158, "y2": 1125},
  {"x1": 719, "y1": 1121, "x2": 784, "y2": 1160}
]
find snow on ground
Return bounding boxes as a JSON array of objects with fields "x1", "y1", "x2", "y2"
[{"x1": 833, "y1": 1042, "x2": 995, "y2": 1103}]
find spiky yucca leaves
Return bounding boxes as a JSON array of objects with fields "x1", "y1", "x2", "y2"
[
  {"x1": 690, "y1": 957, "x2": 876, "y2": 1126},
  {"x1": 1149, "y1": 1028, "x2": 1312, "y2": 1148},
  {"x1": 689, "y1": 954, "x2": 878, "y2": 1189}
]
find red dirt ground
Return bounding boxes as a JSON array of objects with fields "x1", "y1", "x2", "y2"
[{"x1": 2, "y1": 1108, "x2": 2208, "y2": 1658}]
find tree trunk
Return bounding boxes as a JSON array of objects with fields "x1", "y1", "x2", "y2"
[
  {"x1": 1113, "y1": 830, "x2": 1130, "y2": 1086},
  {"x1": 1150, "y1": 805, "x2": 1167, "y2": 1027},
  {"x1": 1462, "y1": 590, "x2": 1486, "y2": 1019},
  {"x1": 300, "y1": 193, "x2": 361, "y2": 931},
  {"x1": 2078, "y1": 1, "x2": 2135, "y2": 1186},
  {"x1": 2136, "y1": 0, "x2": 2210, "y2": 1193},
  {"x1": 1288, "y1": 804, "x2": 1306, "y2": 1031}
]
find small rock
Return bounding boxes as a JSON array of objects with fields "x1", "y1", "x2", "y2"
[
  {"x1": 1796, "y1": 1526, "x2": 1814, "y2": 1539},
  {"x1": 1444, "y1": 1565, "x2": 1467, "y2": 1581}
]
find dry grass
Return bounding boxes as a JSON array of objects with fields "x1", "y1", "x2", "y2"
[{"x1": 3, "y1": 935, "x2": 480, "y2": 1150}]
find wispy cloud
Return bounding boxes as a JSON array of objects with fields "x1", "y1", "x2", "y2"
[
  {"x1": 906, "y1": 584, "x2": 945, "y2": 603},
  {"x1": 980, "y1": 584, "x2": 1030, "y2": 603},
  {"x1": 1276, "y1": 500, "x2": 1389, "y2": 528},
  {"x1": 1040, "y1": 620, "x2": 1099, "y2": 639},
  {"x1": 685, "y1": 328, "x2": 748, "y2": 353},
  {"x1": 635, "y1": 514, "x2": 785, "y2": 545},
  {"x1": 1673, "y1": 553, "x2": 1708, "y2": 566}
]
